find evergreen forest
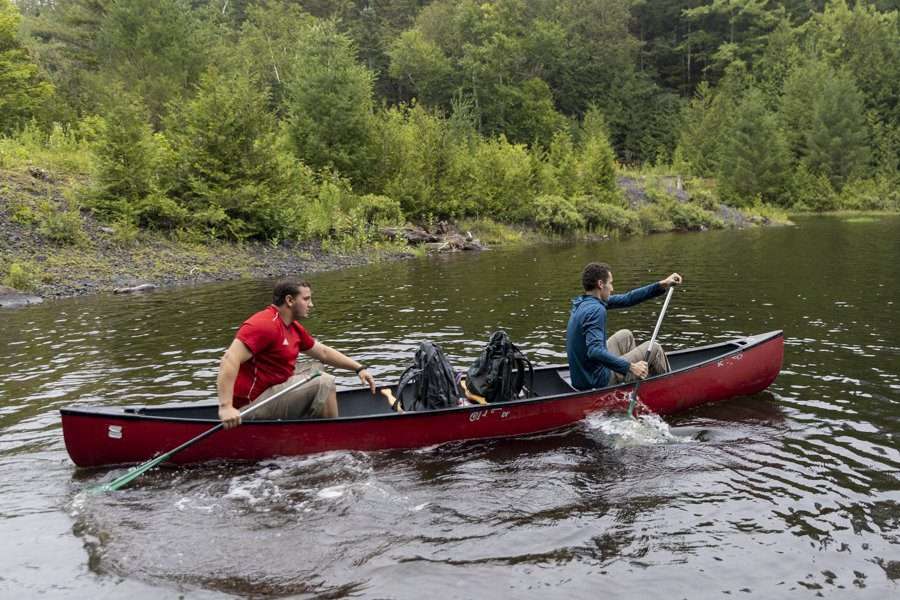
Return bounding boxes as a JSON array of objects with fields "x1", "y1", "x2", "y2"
[{"x1": 1, "y1": 0, "x2": 898, "y2": 247}]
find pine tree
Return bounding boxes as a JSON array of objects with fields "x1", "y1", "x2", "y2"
[
  {"x1": 90, "y1": 90, "x2": 160, "y2": 220},
  {"x1": 165, "y1": 67, "x2": 311, "y2": 239},
  {"x1": 780, "y1": 59, "x2": 870, "y2": 189},
  {"x1": 676, "y1": 63, "x2": 749, "y2": 177},
  {"x1": 718, "y1": 88, "x2": 791, "y2": 205},
  {"x1": 95, "y1": 0, "x2": 213, "y2": 125},
  {"x1": 804, "y1": 69, "x2": 870, "y2": 189},
  {"x1": 284, "y1": 20, "x2": 376, "y2": 187},
  {"x1": 576, "y1": 106, "x2": 618, "y2": 196}
]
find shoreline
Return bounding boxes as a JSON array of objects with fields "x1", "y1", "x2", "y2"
[{"x1": 0, "y1": 168, "x2": 804, "y2": 308}]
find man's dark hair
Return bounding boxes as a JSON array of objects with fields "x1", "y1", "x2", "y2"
[
  {"x1": 582, "y1": 262, "x2": 611, "y2": 291},
  {"x1": 273, "y1": 279, "x2": 311, "y2": 306}
]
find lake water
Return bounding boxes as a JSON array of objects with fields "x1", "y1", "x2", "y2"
[{"x1": 1, "y1": 215, "x2": 898, "y2": 598}]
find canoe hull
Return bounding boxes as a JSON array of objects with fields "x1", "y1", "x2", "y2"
[{"x1": 61, "y1": 331, "x2": 783, "y2": 468}]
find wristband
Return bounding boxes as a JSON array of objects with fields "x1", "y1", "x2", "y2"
[{"x1": 354, "y1": 364, "x2": 367, "y2": 374}]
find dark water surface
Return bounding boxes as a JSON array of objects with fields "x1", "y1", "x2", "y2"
[{"x1": 1, "y1": 215, "x2": 898, "y2": 598}]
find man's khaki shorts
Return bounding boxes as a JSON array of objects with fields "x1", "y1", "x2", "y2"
[{"x1": 243, "y1": 361, "x2": 336, "y2": 420}]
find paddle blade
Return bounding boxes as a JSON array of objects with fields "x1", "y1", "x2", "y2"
[
  {"x1": 627, "y1": 393, "x2": 638, "y2": 419},
  {"x1": 89, "y1": 451, "x2": 171, "y2": 493}
]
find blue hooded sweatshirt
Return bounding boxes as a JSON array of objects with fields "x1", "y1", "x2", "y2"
[{"x1": 566, "y1": 282, "x2": 664, "y2": 390}]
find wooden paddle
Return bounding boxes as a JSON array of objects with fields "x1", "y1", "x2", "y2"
[
  {"x1": 459, "y1": 377, "x2": 487, "y2": 405},
  {"x1": 381, "y1": 388, "x2": 404, "y2": 412},
  {"x1": 627, "y1": 286, "x2": 675, "y2": 418},
  {"x1": 91, "y1": 371, "x2": 322, "y2": 493}
]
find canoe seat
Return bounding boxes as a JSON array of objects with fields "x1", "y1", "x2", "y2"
[{"x1": 527, "y1": 368, "x2": 576, "y2": 397}]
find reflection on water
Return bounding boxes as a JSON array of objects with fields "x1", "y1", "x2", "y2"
[{"x1": 1, "y1": 215, "x2": 899, "y2": 597}]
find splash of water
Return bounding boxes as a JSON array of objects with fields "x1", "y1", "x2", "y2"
[{"x1": 585, "y1": 411, "x2": 695, "y2": 449}]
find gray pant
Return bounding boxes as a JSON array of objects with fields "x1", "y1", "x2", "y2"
[{"x1": 607, "y1": 329, "x2": 670, "y2": 384}]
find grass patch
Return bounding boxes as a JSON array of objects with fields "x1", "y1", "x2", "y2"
[
  {"x1": 457, "y1": 218, "x2": 530, "y2": 245},
  {"x1": 742, "y1": 202, "x2": 792, "y2": 225},
  {"x1": 0, "y1": 120, "x2": 95, "y2": 177}
]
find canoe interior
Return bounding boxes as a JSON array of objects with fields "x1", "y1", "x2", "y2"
[{"x1": 122, "y1": 338, "x2": 750, "y2": 421}]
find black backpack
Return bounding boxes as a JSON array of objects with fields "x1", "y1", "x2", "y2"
[
  {"x1": 395, "y1": 341, "x2": 462, "y2": 411},
  {"x1": 466, "y1": 331, "x2": 534, "y2": 403}
]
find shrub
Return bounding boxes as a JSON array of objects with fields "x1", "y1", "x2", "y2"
[
  {"x1": 0, "y1": 119, "x2": 94, "y2": 174},
  {"x1": 836, "y1": 177, "x2": 900, "y2": 211},
  {"x1": 89, "y1": 95, "x2": 162, "y2": 221},
  {"x1": 464, "y1": 136, "x2": 534, "y2": 221},
  {"x1": 789, "y1": 164, "x2": 836, "y2": 211},
  {"x1": 109, "y1": 219, "x2": 140, "y2": 246},
  {"x1": 532, "y1": 195, "x2": 584, "y2": 233},
  {"x1": 8, "y1": 197, "x2": 37, "y2": 225},
  {"x1": 303, "y1": 174, "x2": 356, "y2": 239},
  {"x1": 2, "y1": 261, "x2": 40, "y2": 291},
  {"x1": 575, "y1": 108, "x2": 618, "y2": 196},
  {"x1": 668, "y1": 201, "x2": 724, "y2": 231},
  {"x1": 575, "y1": 196, "x2": 640, "y2": 234},
  {"x1": 133, "y1": 192, "x2": 190, "y2": 230},
  {"x1": 637, "y1": 204, "x2": 674, "y2": 233},
  {"x1": 457, "y1": 218, "x2": 525, "y2": 245},
  {"x1": 374, "y1": 104, "x2": 465, "y2": 219},
  {"x1": 37, "y1": 200, "x2": 87, "y2": 245},
  {"x1": 165, "y1": 68, "x2": 312, "y2": 240},
  {"x1": 350, "y1": 194, "x2": 404, "y2": 227},
  {"x1": 684, "y1": 179, "x2": 719, "y2": 211}
]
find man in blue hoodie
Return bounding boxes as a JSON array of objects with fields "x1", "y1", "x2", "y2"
[{"x1": 566, "y1": 263, "x2": 682, "y2": 390}]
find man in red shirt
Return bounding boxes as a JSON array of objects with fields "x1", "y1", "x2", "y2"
[{"x1": 217, "y1": 280, "x2": 376, "y2": 428}]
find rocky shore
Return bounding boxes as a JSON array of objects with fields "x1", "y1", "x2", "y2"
[{"x1": 0, "y1": 168, "x2": 493, "y2": 305}]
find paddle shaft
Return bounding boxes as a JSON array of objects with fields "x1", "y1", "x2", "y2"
[
  {"x1": 627, "y1": 286, "x2": 674, "y2": 417},
  {"x1": 95, "y1": 371, "x2": 321, "y2": 492}
]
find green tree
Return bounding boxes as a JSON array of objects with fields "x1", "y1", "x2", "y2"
[
  {"x1": 575, "y1": 107, "x2": 619, "y2": 196},
  {"x1": 89, "y1": 90, "x2": 162, "y2": 221},
  {"x1": 0, "y1": 0, "x2": 52, "y2": 132},
  {"x1": 754, "y1": 16, "x2": 801, "y2": 103},
  {"x1": 804, "y1": 71, "x2": 871, "y2": 189},
  {"x1": 372, "y1": 102, "x2": 472, "y2": 219},
  {"x1": 779, "y1": 58, "x2": 827, "y2": 160},
  {"x1": 807, "y1": 0, "x2": 900, "y2": 126},
  {"x1": 718, "y1": 88, "x2": 791, "y2": 205},
  {"x1": 165, "y1": 67, "x2": 312, "y2": 240},
  {"x1": 19, "y1": 0, "x2": 108, "y2": 121},
  {"x1": 284, "y1": 20, "x2": 376, "y2": 186},
  {"x1": 387, "y1": 28, "x2": 455, "y2": 107},
  {"x1": 683, "y1": 0, "x2": 787, "y2": 82},
  {"x1": 804, "y1": 0, "x2": 899, "y2": 180},
  {"x1": 780, "y1": 59, "x2": 870, "y2": 189},
  {"x1": 95, "y1": 0, "x2": 214, "y2": 125},
  {"x1": 236, "y1": 0, "x2": 317, "y2": 115},
  {"x1": 676, "y1": 62, "x2": 750, "y2": 176}
]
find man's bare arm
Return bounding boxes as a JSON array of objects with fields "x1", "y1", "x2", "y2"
[
  {"x1": 217, "y1": 338, "x2": 253, "y2": 429},
  {"x1": 305, "y1": 342, "x2": 376, "y2": 393}
]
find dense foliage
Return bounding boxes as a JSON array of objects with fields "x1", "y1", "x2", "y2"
[{"x1": 1, "y1": 0, "x2": 897, "y2": 244}]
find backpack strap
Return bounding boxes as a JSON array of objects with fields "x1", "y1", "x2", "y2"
[
  {"x1": 510, "y1": 342, "x2": 535, "y2": 398},
  {"x1": 394, "y1": 364, "x2": 422, "y2": 411}
]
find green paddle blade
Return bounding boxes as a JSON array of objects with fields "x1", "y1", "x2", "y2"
[{"x1": 89, "y1": 451, "x2": 173, "y2": 494}]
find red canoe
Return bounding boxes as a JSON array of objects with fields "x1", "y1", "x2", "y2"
[{"x1": 60, "y1": 330, "x2": 783, "y2": 468}]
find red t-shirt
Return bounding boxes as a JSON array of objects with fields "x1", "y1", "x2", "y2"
[{"x1": 232, "y1": 305, "x2": 316, "y2": 408}]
